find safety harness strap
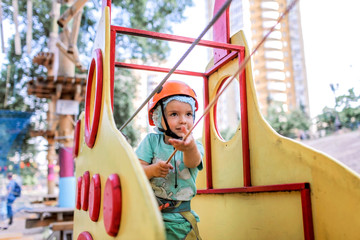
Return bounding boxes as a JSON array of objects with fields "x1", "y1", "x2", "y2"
[
  {"x1": 158, "y1": 100, "x2": 183, "y2": 139},
  {"x1": 156, "y1": 197, "x2": 202, "y2": 240},
  {"x1": 180, "y1": 211, "x2": 202, "y2": 240},
  {"x1": 157, "y1": 197, "x2": 191, "y2": 213}
]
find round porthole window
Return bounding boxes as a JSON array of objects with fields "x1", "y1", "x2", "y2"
[
  {"x1": 214, "y1": 77, "x2": 241, "y2": 141},
  {"x1": 84, "y1": 48, "x2": 103, "y2": 148}
]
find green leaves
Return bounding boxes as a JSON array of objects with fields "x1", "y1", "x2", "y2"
[
  {"x1": 0, "y1": 0, "x2": 194, "y2": 158},
  {"x1": 317, "y1": 88, "x2": 360, "y2": 133},
  {"x1": 266, "y1": 103, "x2": 311, "y2": 139}
]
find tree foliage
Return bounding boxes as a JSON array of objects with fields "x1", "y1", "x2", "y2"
[
  {"x1": 0, "y1": 0, "x2": 194, "y2": 174},
  {"x1": 317, "y1": 88, "x2": 360, "y2": 133},
  {"x1": 266, "y1": 103, "x2": 311, "y2": 139},
  {"x1": 316, "y1": 107, "x2": 338, "y2": 134}
]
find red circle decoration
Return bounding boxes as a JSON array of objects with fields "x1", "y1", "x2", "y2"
[
  {"x1": 89, "y1": 174, "x2": 101, "y2": 222},
  {"x1": 73, "y1": 120, "x2": 81, "y2": 157},
  {"x1": 81, "y1": 171, "x2": 90, "y2": 211},
  {"x1": 76, "y1": 176, "x2": 83, "y2": 210},
  {"x1": 85, "y1": 48, "x2": 103, "y2": 148},
  {"x1": 103, "y1": 174, "x2": 122, "y2": 237},
  {"x1": 77, "y1": 231, "x2": 93, "y2": 240}
]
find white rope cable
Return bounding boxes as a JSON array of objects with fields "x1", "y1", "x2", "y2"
[
  {"x1": 119, "y1": 0, "x2": 233, "y2": 131},
  {"x1": 165, "y1": 0, "x2": 300, "y2": 163}
]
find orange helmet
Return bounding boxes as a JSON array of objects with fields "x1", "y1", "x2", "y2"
[{"x1": 148, "y1": 80, "x2": 198, "y2": 126}]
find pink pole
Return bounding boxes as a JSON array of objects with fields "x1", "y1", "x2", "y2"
[{"x1": 59, "y1": 147, "x2": 74, "y2": 178}]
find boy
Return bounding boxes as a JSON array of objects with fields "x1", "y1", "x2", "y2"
[
  {"x1": 6, "y1": 173, "x2": 19, "y2": 226},
  {"x1": 136, "y1": 80, "x2": 203, "y2": 240}
]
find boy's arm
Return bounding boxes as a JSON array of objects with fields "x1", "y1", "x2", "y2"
[
  {"x1": 139, "y1": 160, "x2": 173, "y2": 179},
  {"x1": 182, "y1": 141, "x2": 201, "y2": 168}
]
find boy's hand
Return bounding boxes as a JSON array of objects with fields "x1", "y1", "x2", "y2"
[
  {"x1": 168, "y1": 126, "x2": 196, "y2": 152},
  {"x1": 152, "y1": 161, "x2": 173, "y2": 178},
  {"x1": 140, "y1": 160, "x2": 173, "y2": 179},
  {"x1": 168, "y1": 126, "x2": 201, "y2": 169}
]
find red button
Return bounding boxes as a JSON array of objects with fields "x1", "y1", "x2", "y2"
[
  {"x1": 77, "y1": 231, "x2": 93, "y2": 240},
  {"x1": 76, "y1": 176, "x2": 82, "y2": 210},
  {"x1": 89, "y1": 174, "x2": 101, "y2": 221},
  {"x1": 81, "y1": 171, "x2": 90, "y2": 211},
  {"x1": 103, "y1": 174, "x2": 122, "y2": 237}
]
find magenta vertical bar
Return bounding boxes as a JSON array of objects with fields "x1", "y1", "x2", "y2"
[
  {"x1": 59, "y1": 147, "x2": 74, "y2": 178},
  {"x1": 213, "y1": 0, "x2": 230, "y2": 63}
]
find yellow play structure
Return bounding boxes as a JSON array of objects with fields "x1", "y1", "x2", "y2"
[{"x1": 73, "y1": 1, "x2": 360, "y2": 240}]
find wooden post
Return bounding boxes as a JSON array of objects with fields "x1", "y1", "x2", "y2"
[
  {"x1": 47, "y1": 143, "x2": 57, "y2": 195},
  {"x1": 56, "y1": 41, "x2": 85, "y2": 71},
  {"x1": 68, "y1": 9, "x2": 83, "y2": 54},
  {"x1": 26, "y1": 0, "x2": 33, "y2": 54},
  {"x1": 46, "y1": 98, "x2": 58, "y2": 194},
  {"x1": 57, "y1": 0, "x2": 88, "y2": 28},
  {"x1": 12, "y1": 0, "x2": 21, "y2": 55},
  {"x1": 57, "y1": 31, "x2": 75, "y2": 78}
]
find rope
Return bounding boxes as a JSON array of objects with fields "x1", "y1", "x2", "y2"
[
  {"x1": 166, "y1": 0, "x2": 299, "y2": 164},
  {"x1": 119, "y1": 0, "x2": 233, "y2": 131}
]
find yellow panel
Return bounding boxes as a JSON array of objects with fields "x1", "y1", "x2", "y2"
[
  {"x1": 75, "y1": 4, "x2": 360, "y2": 238},
  {"x1": 207, "y1": 58, "x2": 244, "y2": 189},
  {"x1": 73, "y1": 6, "x2": 165, "y2": 240},
  {"x1": 236, "y1": 29, "x2": 360, "y2": 239},
  {"x1": 193, "y1": 30, "x2": 360, "y2": 239},
  {"x1": 193, "y1": 192, "x2": 304, "y2": 240}
]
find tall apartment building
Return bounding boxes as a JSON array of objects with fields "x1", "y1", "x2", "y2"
[{"x1": 206, "y1": 0, "x2": 309, "y2": 116}]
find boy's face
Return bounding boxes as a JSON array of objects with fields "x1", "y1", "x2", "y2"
[{"x1": 162, "y1": 100, "x2": 194, "y2": 138}]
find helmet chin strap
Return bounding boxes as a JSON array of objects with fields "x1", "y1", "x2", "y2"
[{"x1": 158, "y1": 101, "x2": 183, "y2": 140}]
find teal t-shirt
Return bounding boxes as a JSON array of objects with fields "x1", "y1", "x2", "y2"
[
  {"x1": 135, "y1": 133, "x2": 204, "y2": 240},
  {"x1": 135, "y1": 133, "x2": 204, "y2": 201}
]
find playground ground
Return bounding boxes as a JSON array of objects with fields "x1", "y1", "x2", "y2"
[
  {"x1": 301, "y1": 129, "x2": 360, "y2": 174},
  {"x1": 0, "y1": 194, "x2": 50, "y2": 240},
  {"x1": 0, "y1": 129, "x2": 359, "y2": 239}
]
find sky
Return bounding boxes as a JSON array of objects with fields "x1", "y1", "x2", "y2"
[
  {"x1": 299, "y1": 0, "x2": 360, "y2": 117},
  {"x1": 0, "y1": 0, "x2": 359, "y2": 163},
  {"x1": 166, "y1": 0, "x2": 360, "y2": 120},
  {"x1": 1, "y1": 0, "x2": 360, "y2": 120}
]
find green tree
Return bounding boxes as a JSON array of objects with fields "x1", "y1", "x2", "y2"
[
  {"x1": 266, "y1": 103, "x2": 311, "y2": 139},
  {"x1": 316, "y1": 107, "x2": 339, "y2": 134},
  {"x1": 335, "y1": 88, "x2": 360, "y2": 130},
  {"x1": 316, "y1": 88, "x2": 360, "y2": 134},
  {"x1": 0, "y1": 0, "x2": 194, "y2": 170}
]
